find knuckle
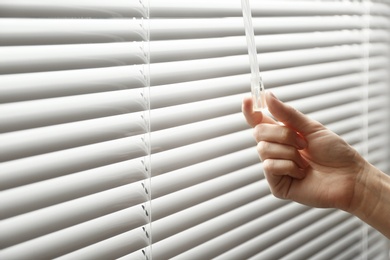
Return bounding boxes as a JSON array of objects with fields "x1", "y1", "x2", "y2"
[
  {"x1": 257, "y1": 141, "x2": 269, "y2": 153},
  {"x1": 280, "y1": 127, "x2": 293, "y2": 142},
  {"x1": 262, "y1": 159, "x2": 274, "y2": 173},
  {"x1": 252, "y1": 127, "x2": 260, "y2": 142},
  {"x1": 284, "y1": 160, "x2": 297, "y2": 173}
]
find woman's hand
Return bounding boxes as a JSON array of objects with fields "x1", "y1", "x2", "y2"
[{"x1": 242, "y1": 92, "x2": 366, "y2": 212}]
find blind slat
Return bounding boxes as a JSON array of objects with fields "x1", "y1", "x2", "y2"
[
  {"x1": 309, "y1": 229, "x2": 361, "y2": 260},
  {"x1": 252, "y1": 211, "x2": 352, "y2": 260},
  {"x1": 173, "y1": 202, "x2": 308, "y2": 260},
  {"x1": 152, "y1": 194, "x2": 288, "y2": 259},
  {"x1": 152, "y1": 164, "x2": 263, "y2": 221},
  {"x1": 0, "y1": 66, "x2": 147, "y2": 103},
  {"x1": 151, "y1": 113, "x2": 247, "y2": 153},
  {"x1": 0, "y1": 159, "x2": 147, "y2": 218},
  {"x1": 0, "y1": 204, "x2": 147, "y2": 252},
  {"x1": 150, "y1": 45, "x2": 372, "y2": 85},
  {"x1": 0, "y1": 113, "x2": 147, "y2": 161},
  {"x1": 214, "y1": 208, "x2": 334, "y2": 260},
  {"x1": 0, "y1": 43, "x2": 146, "y2": 74},
  {"x1": 0, "y1": 182, "x2": 148, "y2": 245},
  {"x1": 151, "y1": 130, "x2": 253, "y2": 177},
  {"x1": 56, "y1": 227, "x2": 149, "y2": 260},
  {"x1": 150, "y1": 60, "x2": 387, "y2": 110},
  {"x1": 151, "y1": 148, "x2": 259, "y2": 198},
  {"x1": 280, "y1": 218, "x2": 361, "y2": 260},
  {"x1": 0, "y1": 136, "x2": 148, "y2": 190},
  {"x1": 0, "y1": 0, "x2": 146, "y2": 18},
  {"x1": 149, "y1": 17, "x2": 366, "y2": 40},
  {"x1": 150, "y1": 30, "x2": 370, "y2": 63},
  {"x1": 1, "y1": 227, "x2": 149, "y2": 260},
  {"x1": 149, "y1": 0, "x2": 365, "y2": 17},
  {"x1": 0, "y1": 89, "x2": 147, "y2": 133},
  {"x1": 0, "y1": 19, "x2": 147, "y2": 45}
]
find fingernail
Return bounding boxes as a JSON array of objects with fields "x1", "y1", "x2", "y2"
[
  {"x1": 269, "y1": 91, "x2": 279, "y2": 100},
  {"x1": 297, "y1": 137, "x2": 308, "y2": 149}
]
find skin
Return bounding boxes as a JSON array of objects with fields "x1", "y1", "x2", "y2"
[{"x1": 242, "y1": 91, "x2": 390, "y2": 239}]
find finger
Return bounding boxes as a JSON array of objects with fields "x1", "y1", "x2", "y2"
[
  {"x1": 257, "y1": 141, "x2": 309, "y2": 169},
  {"x1": 265, "y1": 91, "x2": 325, "y2": 135},
  {"x1": 242, "y1": 96, "x2": 277, "y2": 128},
  {"x1": 263, "y1": 159, "x2": 306, "y2": 179},
  {"x1": 253, "y1": 124, "x2": 308, "y2": 150}
]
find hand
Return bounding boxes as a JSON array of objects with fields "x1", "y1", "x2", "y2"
[{"x1": 242, "y1": 92, "x2": 366, "y2": 212}]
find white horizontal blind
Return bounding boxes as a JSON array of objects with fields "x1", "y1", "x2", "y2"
[
  {"x1": 1, "y1": 1, "x2": 390, "y2": 260},
  {"x1": 146, "y1": 0, "x2": 390, "y2": 259},
  {"x1": 0, "y1": 0, "x2": 153, "y2": 259}
]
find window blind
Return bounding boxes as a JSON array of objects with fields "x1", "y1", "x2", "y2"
[{"x1": 1, "y1": 0, "x2": 390, "y2": 260}]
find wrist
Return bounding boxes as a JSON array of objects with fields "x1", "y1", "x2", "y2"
[{"x1": 347, "y1": 159, "x2": 387, "y2": 222}]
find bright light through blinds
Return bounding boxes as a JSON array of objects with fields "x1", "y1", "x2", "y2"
[{"x1": 1, "y1": 0, "x2": 390, "y2": 259}]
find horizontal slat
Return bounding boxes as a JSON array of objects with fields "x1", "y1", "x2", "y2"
[
  {"x1": 150, "y1": 44, "x2": 372, "y2": 86},
  {"x1": 368, "y1": 122, "x2": 388, "y2": 141},
  {"x1": 370, "y1": 2, "x2": 390, "y2": 16},
  {"x1": 152, "y1": 163, "x2": 263, "y2": 221},
  {"x1": 0, "y1": 158, "x2": 148, "y2": 218},
  {"x1": 368, "y1": 109, "x2": 389, "y2": 127},
  {"x1": 269, "y1": 66, "x2": 387, "y2": 102},
  {"x1": 252, "y1": 211, "x2": 352, "y2": 260},
  {"x1": 0, "y1": 42, "x2": 147, "y2": 75},
  {"x1": 368, "y1": 134, "x2": 389, "y2": 155},
  {"x1": 151, "y1": 147, "x2": 259, "y2": 199},
  {"x1": 0, "y1": 136, "x2": 148, "y2": 190},
  {"x1": 369, "y1": 81, "x2": 390, "y2": 97},
  {"x1": 0, "y1": 204, "x2": 148, "y2": 254},
  {"x1": 370, "y1": 15, "x2": 390, "y2": 29},
  {"x1": 149, "y1": 16, "x2": 366, "y2": 40},
  {"x1": 151, "y1": 94, "x2": 242, "y2": 132},
  {"x1": 150, "y1": 58, "x2": 386, "y2": 110},
  {"x1": 367, "y1": 231, "x2": 388, "y2": 260},
  {"x1": 0, "y1": 113, "x2": 147, "y2": 161},
  {"x1": 152, "y1": 181, "x2": 271, "y2": 243},
  {"x1": 6, "y1": 0, "x2": 384, "y2": 19},
  {"x1": 150, "y1": 29, "x2": 388, "y2": 63},
  {"x1": 0, "y1": 88, "x2": 147, "y2": 133},
  {"x1": 57, "y1": 227, "x2": 150, "y2": 260},
  {"x1": 173, "y1": 202, "x2": 309, "y2": 260},
  {"x1": 297, "y1": 100, "x2": 362, "y2": 126},
  {"x1": 333, "y1": 243, "x2": 361, "y2": 260},
  {"x1": 341, "y1": 129, "x2": 366, "y2": 148},
  {"x1": 151, "y1": 113, "x2": 247, "y2": 153},
  {"x1": 327, "y1": 115, "x2": 364, "y2": 137},
  {"x1": 287, "y1": 87, "x2": 363, "y2": 115},
  {"x1": 309, "y1": 228, "x2": 362, "y2": 260},
  {"x1": 368, "y1": 92, "x2": 388, "y2": 111},
  {"x1": 151, "y1": 43, "x2": 386, "y2": 86},
  {"x1": 152, "y1": 193, "x2": 289, "y2": 259},
  {"x1": 1, "y1": 226, "x2": 150, "y2": 260},
  {"x1": 0, "y1": 65, "x2": 147, "y2": 103},
  {"x1": 214, "y1": 208, "x2": 335, "y2": 260},
  {"x1": 117, "y1": 250, "x2": 146, "y2": 260},
  {"x1": 0, "y1": 182, "x2": 148, "y2": 246},
  {"x1": 0, "y1": 19, "x2": 147, "y2": 45},
  {"x1": 150, "y1": 0, "x2": 365, "y2": 18},
  {"x1": 280, "y1": 218, "x2": 361, "y2": 260},
  {"x1": 2, "y1": 55, "x2": 384, "y2": 106},
  {"x1": 150, "y1": 30, "x2": 375, "y2": 63},
  {"x1": 151, "y1": 129, "x2": 254, "y2": 177},
  {"x1": 0, "y1": 0, "x2": 147, "y2": 18}
]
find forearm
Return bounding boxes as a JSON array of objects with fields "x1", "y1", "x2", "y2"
[{"x1": 350, "y1": 161, "x2": 390, "y2": 239}]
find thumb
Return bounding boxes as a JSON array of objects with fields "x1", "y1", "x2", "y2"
[{"x1": 266, "y1": 91, "x2": 325, "y2": 135}]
